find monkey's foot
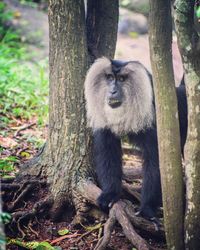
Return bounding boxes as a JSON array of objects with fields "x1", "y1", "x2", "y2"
[
  {"x1": 97, "y1": 191, "x2": 120, "y2": 212},
  {"x1": 135, "y1": 209, "x2": 161, "y2": 231}
]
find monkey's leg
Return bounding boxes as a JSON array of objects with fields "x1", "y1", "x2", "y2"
[
  {"x1": 140, "y1": 155, "x2": 162, "y2": 219},
  {"x1": 93, "y1": 129, "x2": 122, "y2": 211},
  {"x1": 133, "y1": 129, "x2": 162, "y2": 219}
]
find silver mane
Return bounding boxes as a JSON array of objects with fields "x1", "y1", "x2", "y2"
[{"x1": 84, "y1": 57, "x2": 155, "y2": 135}]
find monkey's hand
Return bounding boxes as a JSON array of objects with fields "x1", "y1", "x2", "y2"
[{"x1": 97, "y1": 192, "x2": 120, "y2": 212}]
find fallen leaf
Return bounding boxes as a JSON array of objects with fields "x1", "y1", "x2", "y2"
[
  {"x1": 20, "y1": 151, "x2": 31, "y2": 158},
  {"x1": 58, "y1": 229, "x2": 69, "y2": 236},
  {"x1": 13, "y1": 10, "x2": 21, "y2": 18}
]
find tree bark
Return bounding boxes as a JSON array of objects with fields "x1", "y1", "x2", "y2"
[
  {"x1": 40, "y1": 0, "x2": 91, "y2": 217},
  {"x1": 149, "y1": 0, "x2": 184, "y2": 249},
  {"x1": 86, "y1": 0, "x2": 119, "y2": 61},
  {"x1": 174, "y1": 1, "x2": 200, "y2": 248},
  {"x1": 17, "y1": 0, "x2": 119, "y2": 221}
]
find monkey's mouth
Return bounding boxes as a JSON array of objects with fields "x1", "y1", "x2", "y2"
[{"x1": 108, "y1": 99, "x2": 122, "y2": 108}]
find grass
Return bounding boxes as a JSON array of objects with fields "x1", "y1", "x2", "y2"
[{"x1": 0, "y1": 2, "x2": 49, "y2": 125}]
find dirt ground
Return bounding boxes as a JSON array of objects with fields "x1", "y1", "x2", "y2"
[{"x1": 5, "y1": 149, "x2": 165, "y2": 250}]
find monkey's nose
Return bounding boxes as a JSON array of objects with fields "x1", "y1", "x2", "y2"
[{"x1": 110, "y1": 90, "x2": 117, "y2": 95}]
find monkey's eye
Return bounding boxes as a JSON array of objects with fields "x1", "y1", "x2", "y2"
[
  {"x1": 118, "y1": 75, "x2": 126, "y2": 82},
  {"x1": 106, "y1": 74, "x2": 114, "y2": 81}
]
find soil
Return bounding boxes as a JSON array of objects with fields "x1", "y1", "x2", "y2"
[{"x1": 4, "y1": 147, "x2": 166, "y2": 250}]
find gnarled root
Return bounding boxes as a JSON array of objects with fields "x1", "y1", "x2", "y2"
[
  {"x1": 123, "y1": 165, "x2": 142, "y2": 181},
  {"x1": 8, "y1": 195, "x2": 53, "y2": 238},
  {"x1": 78, "y1": 180, "x2": 164, "y2": 250},
  {"x1": 3, "y1": 175, "x2": 54, "y2": 237}
]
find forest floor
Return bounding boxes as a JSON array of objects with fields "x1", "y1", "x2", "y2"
[{"x1": 0, "y1": 1, "x2": 182, "y2": 249}]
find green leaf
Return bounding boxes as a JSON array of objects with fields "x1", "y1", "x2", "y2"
[
  {"x1": 20, "y1": 151, "x2": 31, "y2": 158},
  {"x1": 57, "y1": 229, "x2": 69, "y2": 236},
  {"x1": 196, "y1": 6, "x2": 200, "y2": 18},
  {"x1": 36, "y1": 242, "x2": 56, "y2": 250},
  {"x1": 0, "y1": 212, "x2": 12, "y2": 224},
  {"x1": 84, "y1": 223, "x2": 102, "y2": 231}
]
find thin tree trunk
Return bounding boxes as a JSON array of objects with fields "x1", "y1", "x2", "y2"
[
  {"x1": 174, "y1": 1, "x2": 200, "y2": 248},
  {"x1": 149, "y1": 0, "x2": 184, "y2": 249}
]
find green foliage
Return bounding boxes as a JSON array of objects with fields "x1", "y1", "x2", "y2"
[
  {"x1": 0, "y1": 212, "x2": 12, "y2": 224},
  {"x1": 20, "y1": 0, "x2": 38, "y2": 8},
  {"x1": 7, "y1": 239, "x2": 59, "y2": 250},
  {"x1": 195, "y1": 6, "x2": 200, "y2": 18},
  {"x1": 0, "y1": 2, "x2": 48, "y2": 124},
  {"x1": 0, "y1": 2, "x2": 13, "y2": 38},
  {"x1": 57, "y1": 228, "x2": 69, "y2": 236},
  {"x1": 0, "y1": 26, "x2": 48, "y2": 123},
  {"x1": 0, "y1": 156, "x2": 18, "y2": 177},
  {"x1": 120, "y1": 0, "x2": 149, "y2": 16}
]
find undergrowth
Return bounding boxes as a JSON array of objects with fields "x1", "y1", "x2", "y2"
[{"x1": 0, "y1": 2, "x2": 48, "y2": 125}]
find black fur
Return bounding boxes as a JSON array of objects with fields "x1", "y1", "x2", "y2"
[
  {"x1": 92, "y1": 71, "x2": 187, "y2": 219},
  {"x1": 111, "y1": 59, "x2": 128, "y2": 74},
  {"x1": 93, "y1": 129, "x2": 122, "y2": 211}
]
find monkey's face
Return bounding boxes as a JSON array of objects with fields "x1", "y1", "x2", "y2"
[
  {"x1": 104, "y1": 72, "x2": 126, "y2": 109},
  {"x1": 84, "y1": 57, "x2": 155, "y2": 134}
]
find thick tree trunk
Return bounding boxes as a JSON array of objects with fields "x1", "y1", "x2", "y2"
[
  {"x1": 149, "y1": 0, "x2": 184, "y2": 249},
  {"x1": 174, "y1": 1, "x2": 200, "y2": 248},
  {"x1": 18, "y1": 0, "x2": 119, "y2": 220},
  {"x1": 44, "y1": 0, "x2": 91, "y2": 216}
]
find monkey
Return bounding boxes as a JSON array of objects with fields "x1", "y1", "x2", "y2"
[{"x1": 84, "y1": 57, "x2": 187, "y2": 220}]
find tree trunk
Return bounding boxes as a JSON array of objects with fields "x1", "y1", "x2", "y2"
[
  {"x1": 44, "y1": 0, "x2": 91, "y2": 217},
  {"x1": 149, "y1": 0, "x2": 184, "y2": 249},
  {"x1": 86, "y1": 0, "x2": 119, "y2": 61},
  {"x1": 17, "y1": 0, "x2": 119, "y2": 221},
  {"x1": 174, "y1": 1, "x2": 200, "y2": 248}
]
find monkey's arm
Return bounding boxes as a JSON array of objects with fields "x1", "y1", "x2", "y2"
[{"x1": 93, "y1": 129, "x2": 122, "y2": 211}]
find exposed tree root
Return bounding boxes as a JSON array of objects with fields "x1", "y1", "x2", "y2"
[
  {"x1": 1, "y1": 183, "x2": 20, "y2": 191},
  {"x1": 1, "y1": 177, "x2": 15, "y2": 183},
  {"x1": 94, "y1": 217, "x2": 116, "y2": 250},
  {"x1": 3, "y1": 180, "x2": 46, "y2": 212},
  {"x1": 79, "y1": 180, "x2": 164, "y2": 250},
  {"x1": 122, "y1": 181, "x2": 141, "y2": 202},
  {"x1": 12, "y1": 196, "x2": 53, "y2": 222},
  {"x1": 71, "y1": 189, "x2": 91, "y2": 225},
  {"x1": 4, "y1": 162, "x2": 163, "y2": 249},
  {"x1": 123, "y1": 165, "x2": 142, "y2": 181},
  {"x1": 9, "y1": 196, "x2": 53, "y2": 237}
]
